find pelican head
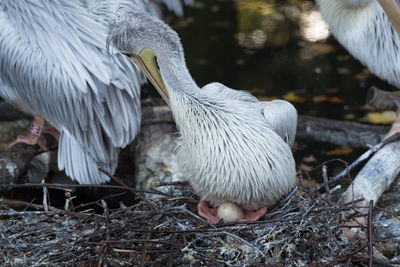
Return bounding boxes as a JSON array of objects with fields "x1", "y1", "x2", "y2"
[{"x1": 110, "y1": 12, "x2": 297, "y2": 223}]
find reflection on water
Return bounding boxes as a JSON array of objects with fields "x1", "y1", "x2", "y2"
[{"x1": 171, "y1": 0, "x2": 395, "y2": 175}]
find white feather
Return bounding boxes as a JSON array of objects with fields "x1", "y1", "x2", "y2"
[
  {"x1": 0, "y1": 0, "x2": 189, "y2": 184},
  {"x1": 316, "y1": 0, "x2": 400, "y2": 88}
]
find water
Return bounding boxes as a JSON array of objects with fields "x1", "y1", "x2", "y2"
[{"x1": 171, "y1": 0, "x2": 394, "y2": 176}]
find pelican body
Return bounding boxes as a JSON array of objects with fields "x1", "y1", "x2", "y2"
[
  {"x1": 316, "y1": 0, "x2": 400, "y2": 87},
  {"x1": 110, "y1": 12, "x2": 297, "y2": 222},
  {"x1": 0, "y1": 0, "x2": 188, "y2": 184}
]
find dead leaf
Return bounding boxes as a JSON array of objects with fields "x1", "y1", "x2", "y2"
[
  {"x1": 257, "y1": 96, "x2": 278, "y2": 101},
  {"x1": 306, "y1": 43, "x2": 335, "y2": 55},
  {"x1": 344, "y1": 113, "x2": 356, "y2": 120},
  {"x1": 298, "y1": 163, "x2": 313, "y2": 171},
  {"x1": 326, "y1": 146, "x2": 353, "y2": 156},
  {"x1": 283, "y1": 92, "x2": 306, "y2": 103},
  {"x1": 337, "y1": 67, "x2": 350, "y2": 75},
  {"x1": 302, "y1": 155, "x2": 317, "y2": 163},
  {"x1": 360, "y1": 110, "x2": 396, "y2": 125},
  {"x1": 327, "y1": 88, "x2": 339, "y2": 93},
  {"x1": 251, "y1": 88, "x2": 266, "y2": 94},
  {"x1": 327, "y1": 96, "x2": 345, "y2": 104},
  {"x1": 312, "y1": 95, "x2": 328, "y2": 103}
]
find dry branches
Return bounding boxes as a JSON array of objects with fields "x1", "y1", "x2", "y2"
[{"x1": 0, "y1": 177, "x2": 390, "y2": 266}]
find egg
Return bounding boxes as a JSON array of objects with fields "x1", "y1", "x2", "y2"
[{"x1": 217, "y1": 202, "x2": 245, "y2": 222}]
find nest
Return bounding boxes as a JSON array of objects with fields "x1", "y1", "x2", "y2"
[{"x1": 0, "y1": 174, "x2": 384, "y2": 267}]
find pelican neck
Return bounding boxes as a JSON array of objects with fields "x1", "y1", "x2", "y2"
[{"x1": 155, "y1": 50, "x2": 201, "y2": 97}]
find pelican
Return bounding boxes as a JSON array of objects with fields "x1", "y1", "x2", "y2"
[
  {"x1": 316, "y1": 0, "x2": 400, "y2": 88},
  {"x1": 316, "y1": 0, "x2": 400, "y2": 134},
  {"x1": 109, "y1": 12, "x2": 297, "y2": 223},
  {"x1": 0, "y1": 0, "x2": 189, "y2": 184}
]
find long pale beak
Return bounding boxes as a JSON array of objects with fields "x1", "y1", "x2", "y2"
[
  {"x1": 129, "y1": 48, "x2": 170, "y2": 105},
  {"x1": 378, "y1": 0, "x2": 400, "y2": 36}
]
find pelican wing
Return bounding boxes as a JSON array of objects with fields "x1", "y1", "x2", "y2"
[
  {"x1": 261, "y1": 100, "x2": 297, "y2": 148},
  {"x1": 378, "y1": 0, "x2": 400, "y2": 36},
  {"x1": 0, "y1": 0, "x2": 194, "y2": 184},
  {"x1": 0, "y1": 1, "x2": 145, "y2": 183}
]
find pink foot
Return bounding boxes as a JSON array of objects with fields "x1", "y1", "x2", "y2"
[
  {"x1": 7, "y1": 116, "x2": 59, "y2": 151},
  {"x1": 239, "y1": 207, "x2": 268, "y2": 222},
  {"x1": 197, "y1": 201, "x2": 220, "y2": 224}
]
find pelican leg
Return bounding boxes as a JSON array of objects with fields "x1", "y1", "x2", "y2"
[
  {"x1": 7, "y1": 115, "x2": 49, "y2": 151},
  {"x1": 197, "y1": 201, "x2": 220, "y2": 224},
  {"x1": 239, "y1": 207, "x2": 268, "y2": 222}
]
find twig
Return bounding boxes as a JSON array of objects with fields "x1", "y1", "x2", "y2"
[
  {"x1": 98, "y1": 167, "x2": 127, "y2": 188},
  {"x1": 367, "y1": 200, "x2": 373, "y2": 267},
  {"x1": 42, "y1": 179, "x2": 49, "y2": 212},
  {"x1": 0, "y1": 183, "x2": 171, "y2": 197},
  {"x1": 322, "y1": 165, "x2": 329, "y2": 193},
  {"x1": 0, "y1": 199, "x2": 98, "y2": 219}
]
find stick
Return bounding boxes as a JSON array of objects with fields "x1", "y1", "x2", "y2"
[{"x1": 368, "y1": 200, "x2": 373, "y2": 267}]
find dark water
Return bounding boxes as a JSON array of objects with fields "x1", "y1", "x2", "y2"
[{"x1": 170, "y1": 0, "x2": 395, "y2": 176}]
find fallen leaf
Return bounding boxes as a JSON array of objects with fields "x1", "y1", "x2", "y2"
[
  {"x1": 326, "y1": 146, "x2": 353, "y2": 156},
  {"x1": 360, "y1": 110, "x2": 396, "y2": 125},
  {"x1": 327, "y1": 96, "x2": 345, "y2": 104},
  {"x1": 257, "y1": 96, "x2": 278, "y2": 101},
  {"x1": 337, "y1": 67, "x2": 350, "y2": 75},
  {"x1": 355, "y1": 69, "x2": 372, "y2": 81},
  {"x1": 302, "y1": 155, "x2": 317, "y2": 163},
  {"x1": 298, "y1": 163, "x2": 313, "y2": 171},
  {"x1": 283, "y1": 92, "x2": 306, "y2": 103},
  {"x1": 312, "y1": 95, "x2": 328, "y2": 103},
  {"x1": 327, "y1": 88, "x2": 339, "y2": 93},
  {"x1": 251, "y1": 88, "x2": 266, "y2": 94},
  {"x1": 344, "y1": 113, "x2": 356, "y2": 120},
  {"x1": 306, "y1": 43, "x2": 335, "y2": 55}
]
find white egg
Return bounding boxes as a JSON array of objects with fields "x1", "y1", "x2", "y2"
[{"x1": 217, "y1": 202, "x2": 245, "y2": 222}]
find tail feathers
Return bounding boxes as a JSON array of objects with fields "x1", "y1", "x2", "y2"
[{"x1": 58, "y1": 132, "x2": 117, "y2": 184}]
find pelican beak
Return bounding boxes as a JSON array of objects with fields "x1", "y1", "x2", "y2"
[
  {"x1": 378, "y1": 0, "x2": 400, "y2": 35},
  {"x1": 129, "y1": 48, "x2": 170, "y2": 105}
]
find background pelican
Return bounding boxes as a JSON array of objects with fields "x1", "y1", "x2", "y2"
[
  {"x1": 0, "y1": 0, "x2": 189, "y2": 184},
  {"x1": 316, "y1": 0, "x2": 400, "y2": 89},
  {"x1": 109, "y1": 12, "x2": 297, "y2": 223}
]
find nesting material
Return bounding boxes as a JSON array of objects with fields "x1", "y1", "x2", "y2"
[{"x1": 1, "y1": 175, "x2": 395, "y2": 267}]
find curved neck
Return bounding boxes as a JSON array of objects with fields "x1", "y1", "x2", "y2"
[{"x1": 155, "y1": 48, "x2": 200, "y2": 97}]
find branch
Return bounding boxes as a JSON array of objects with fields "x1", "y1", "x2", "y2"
[
  {"x1": 297, "y1": 115, "x2": 388, "y2": 148},
  {"x1": 366, "y1": 86, "x2": 400, "y2": 110}
]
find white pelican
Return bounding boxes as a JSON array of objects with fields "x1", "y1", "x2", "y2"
[
  {"x1": 317, "y1": 0, "x2": 400, "y2": 134},
  {"x1": 109, "y1": 12, "x2": 297, "y2": 223},
  {"x1": 0, "y1": 0, "x2": 189, "y2": 184},
  {"x1": 316, "y1": 0, "x2": 400, "y2": 88}
]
